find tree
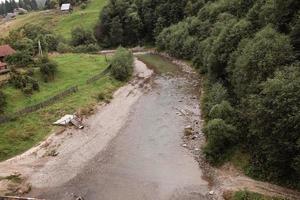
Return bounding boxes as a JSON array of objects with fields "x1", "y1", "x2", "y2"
[
  {"x1": 244, "y1": 65, "x2": 300, "y2": 184},
  {"x1": 228, "y1": 26, "x2": 294, "y2": 98}
]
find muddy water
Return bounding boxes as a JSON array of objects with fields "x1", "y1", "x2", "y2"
[{"x1": 33, "y1": 57, "x2": 209, "y2": 200}]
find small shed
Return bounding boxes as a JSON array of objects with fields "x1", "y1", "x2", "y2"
[
  {"x1": 0, "y1": 45, "x2": 16, "y2": 62},
  {"x1": 61, "y1": 3, "x2": 72, "y2": 12}
]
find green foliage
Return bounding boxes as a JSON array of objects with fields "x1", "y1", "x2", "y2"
[
  {"x1": 71, "y1": 26, "x2": 97, "y2": 47},
  {"x1": 57, "y1": 43, "x2": 74, "y2": 53},
  {"x1": 6, "y1": 24, "x2": 60, "y2": 54},
  {"x1": 242, "y1": 65, "x2": 300, "y2": 186},
  {"x1": 95, "y1": 0, "x2": 187, "y2": 47},
  {"x1": 203, "y1": 119, "x2": 237, "y2": 165},
  {"x1": 9, "y1": 69, "x2": 39, "y2": 94},
  {"x1": 5, "y1": 51, "x2": 34, "y2": 68},
  {"x1": 73, "y1": 44, "x2": 100, "y2": 53},
  {"x1": 201, "y1": 82, "x2": 228, "y2": 119},
  {"x1": 232, "y1": 190, "x2": 283, "y2": 200},
  {"x1": 209, "y1": 100, "x2": 234, "y2": 123},
  {"x1": 110, "y1": 47, "x2": 133, "y2": 81},
  {"x1": 0, "y1": 91, "x2": 7, "y2": 114},
  {"x1": 125, "y1": 0, "x2": 300, "y2": 188},
  {"x1": 37, "y1": 56, "x2": 58, "y2": 82},
  {"x1": 228, "y1": 25, "x2": 294, "y2": 98}
]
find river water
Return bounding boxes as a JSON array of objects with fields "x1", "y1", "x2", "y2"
[{"x1": 32, "y1": 56, "x2": 209, "y2": 200}]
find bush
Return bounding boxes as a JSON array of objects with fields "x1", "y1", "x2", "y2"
[
  {"x1": 73, "y1": 44, "x2": 100, "y2": 53},
  {"x1": 203, "y1": 119, "x2": 237, "y2": 165},
  {"x1": 5, "y1": 51, "x2": 34, "y2": 67},
  {"x1": 45, "y1": 34, "x2": 60, "y2": 52},
  {"x1": 57, "y1": 43, "x2": 74, "y2": 53},
  {"x1": 201, "y1": 82, "x2": 228, "y2": 119},
  {"x1": 110, "y1": 47, "x2": 134, "y2": 81},
  {"x1": 0, "y1": 91, "x2": 7, "y2": 114},
  {"x1": 71, "y1": 26, "x2": 97, "y2": 47},
  {"x1": 9, "y1": 70, "x2": 39, "y2": 93},
  {"x1": 37, "y1": 56, "x2": 58, "y2": 82},
  {"x1": 80, "y1": 3, "x2": 87, "y2": 9},
  {"x1": 209, "y1": 100, "x2": 234, "y2": 123}
]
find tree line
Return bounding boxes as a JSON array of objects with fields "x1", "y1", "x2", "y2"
[
  {"x1": 0, "y1": 0, "x2": 39, "y2": 15},
  {"x1": 95, "y1": 0, "x2": 300, "y2": 190}
]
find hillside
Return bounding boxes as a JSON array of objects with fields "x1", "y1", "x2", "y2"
[{"x1": 0, "y1": 0, "x2": 107, "y2": 39}]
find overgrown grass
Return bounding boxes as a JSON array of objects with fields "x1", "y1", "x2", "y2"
[
  {"x1": 0, "y1": 53, "x2": 121, "y2": 161},
  {"x1": 0, "y1": 0, "x2": 107, "y2": 39},
  {"x1": 137, "y1": 54, "x2": 180, "y2": 74},
  {"x1": 231, "y1": 190, "x2": 285, "y2": 200}
]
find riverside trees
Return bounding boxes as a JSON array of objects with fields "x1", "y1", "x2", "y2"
[{"x1": 96, "y1": 0, "x2": 300, "y2": 189}]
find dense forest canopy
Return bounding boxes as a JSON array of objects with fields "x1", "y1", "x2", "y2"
[{"x1": 96, "y1": 0, "x2": 300, "y2": 189}]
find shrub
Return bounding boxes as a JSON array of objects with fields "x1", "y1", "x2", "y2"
[
  {"x1": 0, "y1": 91, "x2": 7, "y2": 114},
  {"x1": 45, "y1": 34, "x2": 60, "y2": 52},
  {"x1": 203, "y1": 119, "x2": 237, "y2": 165},
  {"x1": 38, "y1": 56, "x2": 58, "y2": 82},
  {"x1": 209, "y1": 100, "x2": 234, "y2": 123},
  {"x1": 5, "y1": 51, "x2": 34, "y2": 68},
  {"x1": 80, "y1": 3, "x2": 87, "y2": 9},
  {"x1": 9, "y1": 70, "x2": 39, "y2": 93},
  {"x1": 201, "y1": 82, "x2": 228, "y2": 119},
  {"x1": 110, "y1": 47, "x2": 134, "y2": 81},
  {"x1": 57, "y1": 43, "x2": 74, "y2": 53},
  {"x1": 71, "y1": 26, "x2": 97, "y2": 47},
  {"x1": 11, "y1": 38, "x2": 35, "y2": 55},
  {"x1": 73, "y1": 44, "x2": 100, "y2": 53}
]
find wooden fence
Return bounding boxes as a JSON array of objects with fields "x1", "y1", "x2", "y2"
[
  {"x1": 86, "y1": 65, "x2": 111, "y2": 84},
  {"x1": 0, "y1": 86, "x2": 78, "y2": 124},
  {"x1": 0, "y1": 64, "x2": 112, "y2": 124}
]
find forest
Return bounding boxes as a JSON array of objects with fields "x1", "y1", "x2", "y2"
[{"x1": 95, "y1": 0, "x2": 300, "y2": 189}]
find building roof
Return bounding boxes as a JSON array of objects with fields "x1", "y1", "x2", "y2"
[
  {"x1": 61, "y1": 3, "x2": 71, "y2": 11},
  {"x1": 0, "y1": 45, "x2": 16, "y2": 57},
  {"x1": 0, "y1": 62, "x2": 7, "y2": 67}
]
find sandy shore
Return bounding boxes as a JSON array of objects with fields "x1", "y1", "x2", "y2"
[{"x1": 0, "y1": 58, "x2": 153, "y2": 194}]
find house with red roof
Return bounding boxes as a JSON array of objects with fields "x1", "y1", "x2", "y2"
[{"x1": 0, "y1": 45, "x2": 16, "y2": 74}]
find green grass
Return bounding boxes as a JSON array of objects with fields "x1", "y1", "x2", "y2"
[
  {"x1": 0, "y1": 53, "x2": 122, "y2": 161},
  {"x1": 55, "y1": 0, "x2": 107, "y2": 39},
  {"x1": 3, "y1": 54, "x2": 108, "y2": 113},
  {"x1": 0, "y1": 0, "x2": 107, "y2": 39},
  {"x1": 137, "y1": 54, "x2": 180, "y2": 74},
  {"x1": 231, "y1": 190, "x2": 285, "y2": 200}
]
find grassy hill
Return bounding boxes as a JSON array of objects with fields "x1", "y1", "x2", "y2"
[
  {"x1": 0, "y1": 0, "x2": 107, "y2": 39},
  {"x1": 0, "y1": 54, "x2": 121, "y2": 161}
]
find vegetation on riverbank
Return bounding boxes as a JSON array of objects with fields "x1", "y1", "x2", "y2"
[
  {"x1": 97, "y1": 0, "x2": 300, "y2": 190},
  {"x1": 230, "y1": 190, "x2": 284, "y2": 200},
  {"x1": 0, "y1": 53, "x2": 121, "y2": 161}
]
